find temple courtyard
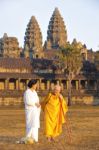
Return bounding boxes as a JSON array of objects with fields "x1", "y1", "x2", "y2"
[{"x1": 0, "y1": 106, "x2": 99, "y2": 150}]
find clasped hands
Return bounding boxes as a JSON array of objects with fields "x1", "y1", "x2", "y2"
[{"x1": 35, "y1": 102, "x2": 41, "y2": 108}]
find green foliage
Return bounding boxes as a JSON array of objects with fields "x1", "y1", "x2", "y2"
[
  {"x1": 94, "y1": 51, "x2": 99, "y2": 71},
  {"x1": 95, "y1": 51, "x2": 99, "y2": 61},
  {"x1": 58, "y1": 42, "x2": 83, "y2": 78}
]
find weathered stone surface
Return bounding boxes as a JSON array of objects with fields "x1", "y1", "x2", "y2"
[
  {"x1": 24, "y1": 16, "x2": 43, "y2": 58},
  {"x1": 45, "y1": 7, "x2": 67, "y2": 49},
  {"x1": 0, "y1": 33, "x2": 21, "y2": 58}
]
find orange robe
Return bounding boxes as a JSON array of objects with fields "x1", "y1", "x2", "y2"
[{"x1": 41, "y1": 93, "x2": 68, "y2": 137}]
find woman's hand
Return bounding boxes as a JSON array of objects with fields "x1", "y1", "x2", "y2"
[
  {"x1": 59, "y1": 94, "x2": 63, "y2": 100},
  {"x1": 35, "y1": 102, "x2": 41, "y2": 108}
]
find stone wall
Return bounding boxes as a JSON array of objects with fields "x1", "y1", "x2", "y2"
[
  {"x1": 0, "y1": 97, "x2": 23, "y2": 106},
  {"x1": 71, "y1": 96, "x2": 99, "y2": 105},
  {"x1": 0, "y1": 95, "x2": 99, "y2": 106}
]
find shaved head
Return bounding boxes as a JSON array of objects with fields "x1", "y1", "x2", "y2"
[{"x1": 54, "y1": 85, "x2": 61, "y2": 93}]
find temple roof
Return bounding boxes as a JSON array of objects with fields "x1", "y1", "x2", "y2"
[
  {"x1": 0, "y1": 72, "x2": 40, "y2": 79},
  {"x1": 0, "y1": 58, "x2": 32, "y2": 69}
]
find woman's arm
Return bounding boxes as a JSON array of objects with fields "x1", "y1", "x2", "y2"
[{"x1": 24, "y1": 92, "x2": 35, "y2": 106}]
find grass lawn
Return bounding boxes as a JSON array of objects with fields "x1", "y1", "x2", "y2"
[{"x1": 0, "y1": 106, "x2": 99, "y2": 150}]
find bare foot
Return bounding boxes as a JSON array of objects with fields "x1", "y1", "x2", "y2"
[
  {"x1": 47, "y1": 137, "x2": 52, "y2": 142},
  {"x1": 51, "y1": 137, "x2": 58, "y2": 142}
]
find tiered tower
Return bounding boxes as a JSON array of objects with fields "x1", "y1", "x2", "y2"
[
  {"x1": 0, "y1": 33, "x2": 21, "y2": 58},
  {"x1": 72, "y1": 38, "x2": 88, "y2": 60},
  {"x1": 24, "y1": 16, "x2": 43, "y2": 58},
  {"x1": 45, "y1": 8, "x2": 67, "y2": 49}
]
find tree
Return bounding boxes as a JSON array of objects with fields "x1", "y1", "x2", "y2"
[
  {"x1": 94, "y1": 51, "x2": 99, "y2": 71},
  {"x1": 57, "y1": 43, "x2": 83, "y2": 105}
]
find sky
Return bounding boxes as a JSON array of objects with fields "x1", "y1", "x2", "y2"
[{"x1": 0, "y1": 0, "x2": 99, "y2": 51}]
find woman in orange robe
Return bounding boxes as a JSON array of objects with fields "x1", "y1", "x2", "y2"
[{"x1": 41, "y1": 85, "x2": 68, "y2": 141}]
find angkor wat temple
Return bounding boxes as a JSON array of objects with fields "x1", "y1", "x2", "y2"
[{"x1": 0, "y1": 8, "x2": 99, "y2": 106}]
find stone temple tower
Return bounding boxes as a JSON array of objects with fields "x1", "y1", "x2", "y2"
[
  {"x1": 45, "y1": 7, "x2": 67, "y2": 49},
  {"x1": 0, "y1": 33, "x2": 21, "y2": 58},
  {"x1": 24, "y1": 16, "x2": 43, "y2": 58}
]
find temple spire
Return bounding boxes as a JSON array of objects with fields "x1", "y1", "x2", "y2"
[
  {"x1": 45, "y1": 7, "x2": 67, "y2": 49},
  {"x1": 24, "y1": 16, "x2": 43, "y2": 58}
]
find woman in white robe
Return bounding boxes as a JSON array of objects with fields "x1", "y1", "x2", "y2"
[{"x1": 24, "y1": 79, "x2": 41, "y2": 143}]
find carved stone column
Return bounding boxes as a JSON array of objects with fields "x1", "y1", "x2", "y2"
[
  {"x1": 66, "y1": 80, "x2": 69, "y2": 90},
  {"x1": 39, "y1": 79, "x2": 42, "y2": 90},
  {"x1": 76, "y1": 80, "x2": 79, "y2": 90},
  {"x1": 85, "y1": 80, "x2": 88, "y2": 89},
  {"x1": 94, "y1": 80, "x2": 97, "y2": 90},
  {"x1": 47, "y1": 80, "x2": 50, "y2": 90},
  {"x1": 56, "y1": 80, "x2": 60, "y2": 85},
  {"x1": 79, "y1": 80, "x2": 81, "y2": 90},
  {"x1": 36, "y1": 80, "x2": 39, "y2": 90},
  {"x1": 60, "y1": 81, "x2": 63, "y2": 90},
  {"x1": 18, "y1": 78, "x2": 21, "y2": 90},
  {"x1": 26, "y1": 79, "x2": 29, "y2": 85},
  {"x1": 5, "y1": 78, "x2": 9, "y2": 90},
  {"x1": 51, "y1": 82, "x2": 54, "y2": 90},
  {"x1": 16, "y1": 79, "x2": 20, "y2": 90}
]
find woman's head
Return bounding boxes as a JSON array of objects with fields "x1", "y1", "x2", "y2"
[
  {"x1": 53, "y1": 85, "x2": 61, "y2": 94},
  {"x1": 27, "y1": 79, "x2": 38, "y2": 90}
]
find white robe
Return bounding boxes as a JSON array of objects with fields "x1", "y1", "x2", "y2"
[{"x1": 24, "y1": 88, "x2": 41, "y2": 142}]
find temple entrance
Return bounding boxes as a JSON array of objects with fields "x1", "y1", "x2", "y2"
[
  {"x1": 41, "y1": 79, "x2": 47, "y2": 90},
  {"x1": 20, "y1": 79, "x2": 27, "y2": 90},
  {"x1": 9, "y1": 78, "x2": 16, "y2": 90},
  {"x1": 0, "y1": 79, "x2": 5, "y2": 90},
  {"x1": 71, "y1": 80, "x2": 76, "y2": 89},
  {"x1": 88, "y1": 80, "x2": 96, "y2": 90},
  {"x1": 80, "y1": 80, "x2": 86, "y2": 89}
]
